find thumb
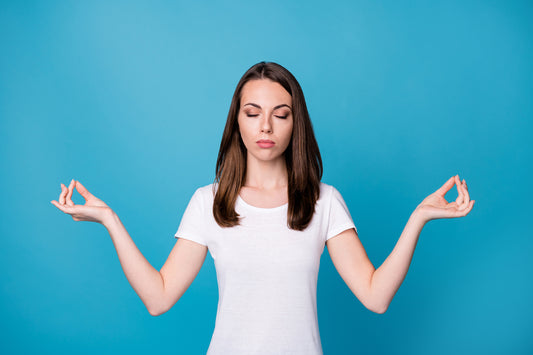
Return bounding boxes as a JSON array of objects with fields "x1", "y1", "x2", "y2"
[
  {"x1": 75, "y1": 180, "x2": 94, "y2": 199},
  {"x1": 434, "y1": 175, "x2": 456, "y2": 196}
]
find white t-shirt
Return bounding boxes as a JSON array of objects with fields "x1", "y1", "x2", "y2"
[{"x1": 174, "y1": 182, "x2": 357, "y2": 355}]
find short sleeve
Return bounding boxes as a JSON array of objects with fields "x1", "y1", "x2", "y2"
[
  {"x1": 174, "y1": 188, "x2": 208, "y2": 246},
  {"x1": 326, "y1": 186, "x2": 358, "y2": 241}
]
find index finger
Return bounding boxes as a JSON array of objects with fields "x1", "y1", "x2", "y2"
[
  {"x1": 455, "y1": 175, "x2": 464, "y2": 206},
  {"x1": 66, "y1": 179, "x2": 75, "y2": 206},
  {"x1": 59, "y1": 183, "x2": 67, "y2": 205}
]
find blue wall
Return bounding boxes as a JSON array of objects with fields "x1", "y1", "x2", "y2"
[{"x1": 1, "y1": 1, "x2": 531, "y2": 354}]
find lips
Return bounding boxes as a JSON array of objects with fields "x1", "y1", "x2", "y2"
[{"x1": 257, "y1": 139, "x2": 275, "y2": 149}]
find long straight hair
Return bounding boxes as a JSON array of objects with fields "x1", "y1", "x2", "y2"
[{"x1": 212, "y1": 61, "x2": 323, "y2": 231}]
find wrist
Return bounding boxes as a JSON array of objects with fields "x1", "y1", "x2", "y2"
[
  {"x1": 411, "y1": 206, "x2": 430, "y2": 226},
  {"x1": 102, "y1": 208, "x2": 118, "y2": 229}
]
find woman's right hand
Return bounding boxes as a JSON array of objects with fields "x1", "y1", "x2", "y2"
[{"x1": 51, "y1": 179, "x2": 112, "y2": 225}]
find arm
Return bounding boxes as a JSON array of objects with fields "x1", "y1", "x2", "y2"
[
  {"x1": 327, "y1": 212, "x2": 425, "y2": 314},
  {"x1": 103, "y1": 211, "x2": 207, "y2": 316},
  {"x1": 52, "y1": 179, "x2": 208, "y2": 316},
  {"x1": 327, "y1": 175, "x2": 475, "y2": 314},
  {"x1": 369, "y1": 211, "x2": 425, "y2": 313}
]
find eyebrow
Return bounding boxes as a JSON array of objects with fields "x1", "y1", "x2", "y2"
[{"x1": 243, "y1": 103, "x2": 292, "y2": 110}]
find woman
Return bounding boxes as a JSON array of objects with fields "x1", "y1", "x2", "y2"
[{"x1": 51, "y1": 61, "x2": 475, "y2": 354}]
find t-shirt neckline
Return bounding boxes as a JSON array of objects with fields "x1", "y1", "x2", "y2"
[{"x1": 237, "y1": 194, "x2": 288, "y2": 212}]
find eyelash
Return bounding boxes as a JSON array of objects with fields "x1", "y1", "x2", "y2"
[{"x1": 246, "y1": 114, "x2": 288, "y2": 119}]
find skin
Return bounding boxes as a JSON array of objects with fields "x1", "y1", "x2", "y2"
[
  {"x1": 326, "y1": 175, "x2": 474, "y2": 313},
  {"x1": 237, "y1": 79, "x2": 293, "y2": 207},
  {"x1": 51, "y1": 79, "x2": 475, "y2": 315}
]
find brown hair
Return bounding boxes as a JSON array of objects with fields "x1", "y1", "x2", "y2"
[{"x1": 212, "y1": 61, "x2": 323, "y2": 231}]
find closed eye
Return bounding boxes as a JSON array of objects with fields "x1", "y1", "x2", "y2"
[{"x1": 245, "y1": 114, "x2": 287, "y2": 118}]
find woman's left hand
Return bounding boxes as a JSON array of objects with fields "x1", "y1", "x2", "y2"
[{"x1": 414, "y1": 175, "x2": 475, "y2": 223}]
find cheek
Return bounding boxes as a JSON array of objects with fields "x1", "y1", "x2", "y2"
[
  {"x1": 238, "y1": 124, "x2": 248, "y2": 140},
  {"x1": 238, "y1": 122, "x2": 253, "y2": 144},
  {"x1": 283, "y1": 123, "x2": 294, "y2": 142}
]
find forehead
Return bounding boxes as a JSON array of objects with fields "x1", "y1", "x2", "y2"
[{"x1": 240, "y1": 79, "x2": 292, "y2": 106}]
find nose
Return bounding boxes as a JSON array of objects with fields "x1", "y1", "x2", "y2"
[{"x1": 260, "y1": 116, "x2": 272, "y2": 133}]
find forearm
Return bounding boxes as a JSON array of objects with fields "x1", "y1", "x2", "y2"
[
  {"x1": 369, "y1": 209, "x2": 427, "y2": 313},
  {"x1": 102, "y1": 210, "x2": 165, "y2": 315}
]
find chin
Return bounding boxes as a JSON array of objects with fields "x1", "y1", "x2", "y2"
[{"x1": 255, "y1": 154, "x2": 286, "y2": 163}]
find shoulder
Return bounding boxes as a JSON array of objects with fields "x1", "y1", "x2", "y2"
[
  {"x1": 319, "y1": 181, "x2": 333, "y2": 192},
  {"x1": 319, "y1": 182, "x2": 350, "y2": 207},
  {"x1": 319, "y1": 181, "x2": 336, "y2": 200},
  {"x1": 192, "y1": 182, "x2": 217, "y2": 203},
  {"x1": 316, "y1": 182, "x2": 336, "y2": 210},
  {"x1": 195, "y1": 182, "x2": 215, "y2": 194},
  {"x1": 320, "y1": 182, "x2": 348, "y2": 194}
]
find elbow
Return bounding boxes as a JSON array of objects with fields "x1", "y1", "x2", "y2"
[
  {"x1": 148, "y1": 293, "x2": 180, "y2": 316},
  {"x1": 365, "y1": 300, "x2": 389, "y2": 314},
  {"x1": 371, "y1": 304, "x2": 388, "y2": 314},
  {"x1": 147, "y1": 303, "x2": 168, "y2": 317},
  {"x1": 364, "y1": 287, "x2": 389, "y2": 314},
  {"x1": 148, "y1": 309, "x2": 163, "y2": 317}
]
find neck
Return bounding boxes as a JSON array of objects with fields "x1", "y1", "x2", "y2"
[{"x1": 243, "y1": 154, "x2": 288, "y2": 190}]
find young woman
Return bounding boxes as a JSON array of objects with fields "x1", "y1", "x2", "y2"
[{"x1": 51, "y1": 62, "x2": 475, "y2": 354}]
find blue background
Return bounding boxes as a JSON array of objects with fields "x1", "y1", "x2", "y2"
[{"x1": 1, "y1": 0, "x2": 531, "y2": 354}]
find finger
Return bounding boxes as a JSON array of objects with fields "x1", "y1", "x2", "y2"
[
  {"x1": 445, "y1": 201, "x2": 459, "y2": 209},
  {"x1": 455, "y1": 175, "x2": 464, "y2": 205},
  {"x1": 456, "y1": 200, "x2": 475, "y2": 216},
  {"x1": 463, "y1": 179, "x2": 470, "y2": 197},
  {"x1": 458, "y1": 179, "x2": 470, "y2": 210},
  {"x1": 51, "y1": 200, "x2": 64, "y2": 211},
  {"x1": 66, "y1": 179, "x2": 75, "y2": 206},
  {"x1": 59, "y1": 183, "x2": 67, "y2": 205},
  {"x1": 457, "y1": 179, "x2": 470, "y2": 210},
  {"x1": 435, "y1": 176, "x2": 456, "y2": 196},
  {"x1": 51, "y1": 200, "x2": 74, "y2": 215},
  {"x1": 75, "y1": 180, "x2": 93, "y2": 200}
]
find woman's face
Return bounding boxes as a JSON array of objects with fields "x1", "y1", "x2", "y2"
[{"x1": 237, "y1": 79, "x2": 293, "y2": 164}]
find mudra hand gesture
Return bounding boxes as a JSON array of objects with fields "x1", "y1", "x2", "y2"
[
  {"x1": 415, "y1": 175, "x2": 475, "y2": 223},
  {"x1": 50, "y1": 179, "x2": 111, "y2": 224}
]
